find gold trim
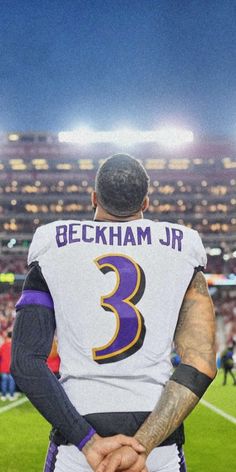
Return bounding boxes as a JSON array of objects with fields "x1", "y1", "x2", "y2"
[{"x1": 92, "y1": 253, "x2": 143, "y2": 361}]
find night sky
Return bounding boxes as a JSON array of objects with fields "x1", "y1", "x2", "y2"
[{"x1": 1, "y1": 0, "x2": 236, "y2": 135}]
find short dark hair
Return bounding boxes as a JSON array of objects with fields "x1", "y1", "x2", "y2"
[{"x1": 95, "y1": 154, "x2": 149, "y2": 217}]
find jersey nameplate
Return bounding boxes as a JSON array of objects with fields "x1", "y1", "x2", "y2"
[{"x1": 55, "y1": 223, "x2": 183, "y2": 252}]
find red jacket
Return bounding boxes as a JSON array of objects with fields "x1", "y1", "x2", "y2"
[
  {"x1": 47, "y1": 353, "x2": 60, "y2": 373},
  {"x1": 0, "y1": 340, "x2": 12, "y2": 374}
]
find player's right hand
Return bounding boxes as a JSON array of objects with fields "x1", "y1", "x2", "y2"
[
  {"x1": 95, "y1": 445, "x2": 148, "y2": 472},
  {"x1": 82, "y1": 433, "x2": 146, "y2": 471}
]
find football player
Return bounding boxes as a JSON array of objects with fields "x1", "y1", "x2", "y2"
[{"x1": 11, "y1": 154, "x2": 216, "y2": 472}]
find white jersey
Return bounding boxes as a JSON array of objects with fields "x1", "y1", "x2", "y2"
[{"x1": 28, "y1": 218, "x2": 206, "y2": 415}]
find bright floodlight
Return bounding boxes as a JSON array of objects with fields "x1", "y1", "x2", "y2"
[
  {"x1": 106, "y1": 129, "x2": 154, "y2": 146},
  {"x1": 58, "y1": 127, "x2": 95, "y2": 145},
  {"x1": 58, "y1": 127, "x2": 194, "y2": 146},
  {"x1": 8, "y1": 133, "x2": 20, "y2": 142},
  {"x1": 58, "y1": 128, "x2": 154, "y2": 145},
  {"x1": 154, "y1": 127, "x2": 194, "y2": 147}
]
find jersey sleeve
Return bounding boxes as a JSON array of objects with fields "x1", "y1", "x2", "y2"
[
  {"x1": 16, "y1": 225, "x2": 54, "y2": 312},
  {"x1": 28, "y1": 225, "x2": 51, "y2": 266},
  {"x1": 187, "y1": 230, "x2": 207, "y2": 271}
]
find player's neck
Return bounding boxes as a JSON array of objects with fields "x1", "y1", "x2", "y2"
[{"x1": 93, "y1": 206, "x2": 144, "y2": 222}]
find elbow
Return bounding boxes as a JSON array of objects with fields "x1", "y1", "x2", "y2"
[
  {"x1": 208, "y1": 362, "x2": 217, "y2": 381},
  {"x1": 202, "y1": 350, "x2": 218, "y2": 380},
  {"x1": 10, "y1": 346, "x2": 30, "y2": 386},
  {"x1": 195, "y1": 360, "x2": 217, "y2": 381},
  {"x1": 10, "y1": 354, "x2": 34, "y2": 396},
  {"x1": 181, "y1": 353, "x2": 217, "y2": 381}
]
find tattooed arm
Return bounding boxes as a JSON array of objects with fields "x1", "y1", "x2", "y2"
[
  {"x1": 133, "y1": 271, "x2": 217, "y2": 456},
  {"x1": 95, "y1": 272, "x2": 217, "y2": 472}
]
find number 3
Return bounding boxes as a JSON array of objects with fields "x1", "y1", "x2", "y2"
[{"x1": 93, "y1": 254, "x2": 146, "y2": 363}]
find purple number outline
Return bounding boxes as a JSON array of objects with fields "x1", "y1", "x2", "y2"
[{"x1": 93, "y1": 253, "x2": 146, "y2": 363}]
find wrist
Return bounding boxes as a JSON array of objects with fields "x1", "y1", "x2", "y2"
[
  {"x1": 134, "y1": 433, "x2": 152, "y2": 456},
  {"x1": 79, "y1": 429, "x2": 98, "y2": 454}
]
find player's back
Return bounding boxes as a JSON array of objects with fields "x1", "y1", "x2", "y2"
[{"x1": 28, "y1": 218, "x2": 206, "y2": 415}]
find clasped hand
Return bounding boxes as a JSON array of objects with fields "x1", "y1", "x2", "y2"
[{"x1": 82, "y1": 433, "x2": 148, "y2": 472}]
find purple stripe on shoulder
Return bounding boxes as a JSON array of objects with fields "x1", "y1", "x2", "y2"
[
  {"x1": 16, "y1": 290, "x2": 54, "y2": 310},
  {"x1": 44, "y1": 441, "x2": 58, "y2": 472},
  {"x1": 77, "y1": 428, "x2": 96, "y2": 451}
]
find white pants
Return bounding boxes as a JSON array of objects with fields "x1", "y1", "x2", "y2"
[{"x1": 44, "y1": 442, "x2": 186, "y2": 472}]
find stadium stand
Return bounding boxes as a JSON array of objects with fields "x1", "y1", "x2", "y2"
[
  {"x1": 0, "y1": 132, "x2": 236, "y2": 247},
  {"x1": 0, "y1": 132, "x2": 236, "y2": 350}
]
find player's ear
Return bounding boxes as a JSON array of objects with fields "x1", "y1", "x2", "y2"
[
  {"x1": 142, "y1": 196, "x2": 149, "y2": 213},
  {"x1": 91, "y1": 191, "x2": 97, "y2": 209}
]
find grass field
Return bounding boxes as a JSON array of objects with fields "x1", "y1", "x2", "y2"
[{"x1": 0, "y1": 370, "x2": 235, "y2": 472}]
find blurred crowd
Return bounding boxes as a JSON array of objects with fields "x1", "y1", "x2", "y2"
[
  {"x1": 207, "y1": 255, "x2": 236, "y2": 274},
  {"x1": 215, "y1": 294, "x2": 236, "y2": 345},
  {"x1": 0, "y1": 291, "x2": 18, "y2": 344},
  {"x1": 0, "y1": 257, "x2": 27, "y2": 275},
  {"x1": 1, "y1": 253, "x2": 236, "y2": 275}
]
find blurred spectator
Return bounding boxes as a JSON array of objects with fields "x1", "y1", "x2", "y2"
[
  {"x1": 0, "y1": 332, "x2": 16, "y2": 400},
  {"x1": 0, "y1": 292, "x2": 17, "y2": 343},
  {"x1": 171, "y1": 350, "x2": 181, "y2": 368},
  {"x1": 47, "y1": 339, "x2": 60, "y2": 378},
  {"x1": 220, "y1": 345, "x2": 236, "y2": 386}
]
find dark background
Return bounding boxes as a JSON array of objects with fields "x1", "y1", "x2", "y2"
[{"x1": 1, "y1": 0, "x2": 236, "y2": 134}]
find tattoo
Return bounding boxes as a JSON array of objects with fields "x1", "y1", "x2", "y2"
[
  {"x1": 174, "y1": 273, "x2": 209, "y2": 336},
  {"x1": 174, "y1": 271, "x2": 216, "y2": 376},
  {"x1": 191, "y1": 271, "x2": 209, "y2": 296},
  {"x1": 135, "y1": 381, "x2": 198, "y2": 455},
  {"x1": 135, "y1": 271, "x2": 216, "y2": 455},
  {"x1": 174, "y1": 299, "x2": 195, "y2": 333}
]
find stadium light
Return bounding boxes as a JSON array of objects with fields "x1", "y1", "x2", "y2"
[
  {"x1": 105, "y1": 129, "x2": 156, "y2": 146},
  {"x1": 58, "y1": 126, "x2": 194, "y2": 146},
  {"x1": 8, "y1": 133, "x2": 20, "y2": 142},
  {"x1": 154, "y1": 127, "x2": 194, "y2": 147},
  {"x1": 223, "y1": 254, "x2": 230, "y2": 261},
  {"x1": 7, "y1": 238, "x2": 16, "y2": 249},
  {"x1": 58, "y1": 127, "x2": 95, "y2": 145},
  {"x1": 208, "y1": 248, "x2": 222, "y2": 256},
  {"x1": 58, "y1": 128, "x2": 155, "y2": 145}
]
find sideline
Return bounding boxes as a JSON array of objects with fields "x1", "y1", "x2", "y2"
[
  {"x1": 200, "y1": 398, "x2": 236, "y2": 425},
  {"x1": 0, "y1": 396, "x2": 28, "y2": 414}
]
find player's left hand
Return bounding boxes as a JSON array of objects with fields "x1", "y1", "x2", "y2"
[{"x1": 95, "y1": 445, "x2": 148, "y2": 472}]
